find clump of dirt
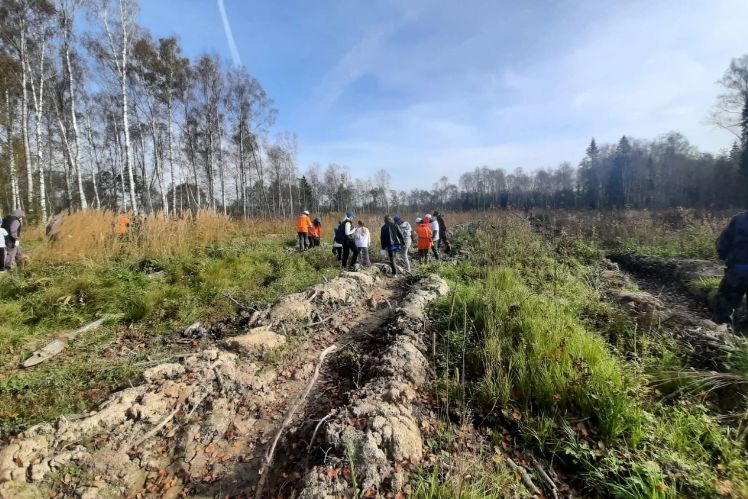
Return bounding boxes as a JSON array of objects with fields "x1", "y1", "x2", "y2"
[
  {"x1": 0, "y1": 268, "x2": 390, "y2": 498},
  {"x1": 598, "y1": 260, "x2": 744, "y2": 369},
  {"x1": 297, "y1": 275, "x2": 450, "y2": 498}
]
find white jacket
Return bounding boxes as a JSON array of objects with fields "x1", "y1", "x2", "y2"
[
  {"x1": 429, "y1": 220, "x2": 439, "y2": 241},
  {"x1": 354, "y1": 227, "x2": 370, "y2": 248}
]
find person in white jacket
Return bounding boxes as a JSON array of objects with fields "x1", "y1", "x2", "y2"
[
  {"x1": 354, "y1": 220, "x2": 372, "y2": 266},
  {"x1": 393, "y1": 215, "x2": 412, "y2": 272},
  {"x1": 425, "y1": 214, "x2": 440, "y2": 260}
]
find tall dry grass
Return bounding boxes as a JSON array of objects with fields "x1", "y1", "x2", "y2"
[{"x1": 28, "y1": 210, "x2": 238, "y2": 263}]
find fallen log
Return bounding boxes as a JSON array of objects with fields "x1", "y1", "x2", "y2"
[{"x1": 22, "y1": 316, "x2": 109, "y2": 368}]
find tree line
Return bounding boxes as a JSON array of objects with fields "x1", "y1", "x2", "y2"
[{"x1": 1, "y1": 0, "x2": 747, "y2": 221}]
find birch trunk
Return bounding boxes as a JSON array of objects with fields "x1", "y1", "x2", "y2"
[
  {"x1": 62, "y1": 6, "x2": 87, "y2": 209},
  {"x1": 167, "y1": 92, "x2": 176, "y2": 216},
  {"x1": 5, "y1": 91, "x2": 21, "y2": 209},
  {"x1": 217, "y1": 120, "x2": 226, "y2": 214},
  {"x1": 26, "y1": 40, "x2": 47, "y2": 220},
  {"x1": 85, "y1": 115, "x2": 102, "y2": 209},
  {"x1": 151, "y1": 115, "x2": 168, "y2": 218},
  {"x1": 20, "y1": 21, "x2": 33, "y2": 210}
]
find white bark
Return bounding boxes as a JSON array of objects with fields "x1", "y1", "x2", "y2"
[
  {"x1": 5, "y1": 90, "x2": 21, "y2": 209},
  {"x1": 167, "y1": 92, "x2": 175, "y2": 215},
  {"x1": 19, "y1": 20, "x2": 32, "y2": 210},
  {"x1": 61, "y1": 2, "x2": 87, "y2": 209},
  {"x1": 102, "y1": 0, "x2": 137, "y2": 214},
  {"x1": 26, "y1": 38, "x2": 47, "y2": 221},
  {"x1": 84, "y1": 115, "x2": 102, "y2": 209}
]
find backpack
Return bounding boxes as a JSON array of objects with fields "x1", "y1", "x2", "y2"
[{"x1": 334, "y1": 221, "x2": 349, "y2": 244}]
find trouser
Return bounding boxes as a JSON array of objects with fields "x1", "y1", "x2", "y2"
[
  {"x1": 0, "y1": 248, "x2": 4, "y2": 269},
  {"x1": 297, "y1": 232, "x2": 309, "y2": 251},
  {"x1": 333, "y1": 246, "x2": 342, "y2": 260},
  {"x1": 4, "y1": 245, "x2": 23, "y2": 270},
  {"x1": 431, "y1": 241, "x2": 440, "y2": 260},
  {"x1": 386, "y1": 248, "x2": 399, "y2": 274},
  {"x1": 418, "y1": 248, "x2": 430, "y2": 264},
  {"x1": 357, "y1": 247, "x2": 371, "y2": 266},
  {"x1": 438, "y1": 238, "x2": 451, "y2": 254},
  {"x1": 713, "y1": 267, "x2": 748, "y2": 324},
  {"x1": 342, "y1": 240, "x2": 359, "y2": 268},
  {"x1": 397, "y1": 244, "x2": 411, "y2": 272},
  {"x1": 309, "y1": 236, "x2": 320, "y2": 247}
]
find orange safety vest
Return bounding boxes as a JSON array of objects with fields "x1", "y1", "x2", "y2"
[
  {"x1": 296, "y1": 214, "x2": 312, "y2": 233},
  {"x1": 309, "y1": 225, "x2": 321, "y2": 238},
  {"x1": 415, "y1": 223, "x2": 432, "y2": 250},
  {"x1": 116, "y1": 215, "x2": 130, "y2": 234}
]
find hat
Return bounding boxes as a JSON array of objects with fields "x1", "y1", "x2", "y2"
[
  {"x1": 313, "y1": 217, "x2": 321, "y2": 223},
  {"x1": 345, "y1": 210, "x2": 356, "y2": 218},
  {"x1": 415, "y1": 217, "x2": 422, "y2": 223},
  {"x1": 393, "y1": 215, "x2": 401, "y2": 223},
  {"x1": 424, "y1": 214, "x2": 432, "y2": 220},
  {"x1": 303, "y1": 210, "x2": 310, "y2": 215}
]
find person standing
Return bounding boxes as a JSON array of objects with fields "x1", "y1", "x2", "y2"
[
  {"x1": 433, "y1": 210, "x2": 451, "y2": 254},
  {"x1": 380, "y1": 215, "x2": 405, "y2": 274},
  {"x1": 296, "y1": 210, "x2": 313, "y2": 251},
  {"x1": 354, "y1": 220, "x2": 372, "y2": 266},
  {"x1": 340, "y1": 211, "x2": 358, "y2": 269},
  {"x1": 425, "y1": 214, "x2": 440, "y2": 260},
  {"x1": 332, "y1": 219, "x2": 344, "y2": 260},
  {"x1": 2, "y1": 209, "x2": 25, "y2": 270},
  {"x1": 393, "y1": 215, "x2": 412, "y2": 273},
  {"x1": 713, "y1": 209, "x2": 748, "y2": 324},
  {"x1": 415, "y1": 217, "x2": 432, "y2": 264},
  {"x1": 0, "y1": 224, "x2": 7, "y2": 271},
  {"x1": 309, "y1": 217, "x2": 322, "y2": 247}
]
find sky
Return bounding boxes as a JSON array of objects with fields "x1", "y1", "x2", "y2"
[{"x1": 138, "y1": 0, "x2": 748, "y2": 189}]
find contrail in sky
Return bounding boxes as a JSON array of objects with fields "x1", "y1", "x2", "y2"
[{"x1": 217, "y1": 0, "x2": 241, "y2": 67}]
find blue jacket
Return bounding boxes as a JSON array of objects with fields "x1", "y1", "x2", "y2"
[{"x1": 717, "y1": 211, "x2": 748, "y2": 267}]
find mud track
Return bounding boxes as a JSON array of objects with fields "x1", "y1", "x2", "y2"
[{"x1": 0, "y1": 268, "x2": 449, "y2": 498}]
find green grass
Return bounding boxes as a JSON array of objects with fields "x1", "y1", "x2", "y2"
[
  {"x1": 424, "y1": 214, "x2": 748, "y2": 497},
  {"x1": 0, "y1": 236, "x2": 340, "y2": 436}
]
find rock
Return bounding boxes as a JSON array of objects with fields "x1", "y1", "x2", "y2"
[
  {"x1": 142, "y1": 363, "x2": 184, "y2": 382},
  {"x1": 222, "y1": 327, "x2": 286, "y2": 355},
  {"x1": 181, "y1": 321, "x2": 206, "y2": 338},
  {"x1": 268, "y1": 294, "x2": 313, "y2": 322}
]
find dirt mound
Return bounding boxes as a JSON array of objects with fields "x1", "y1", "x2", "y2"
[
  {"x1": 298, "y1": 275, "x2": 449, "y2": 498},
  {"x1": 599, "y1": 260, "x2": 743, "y2": 368},
  {"x1": 0, "y1": 269, "x2": 388, "y2": 498}
]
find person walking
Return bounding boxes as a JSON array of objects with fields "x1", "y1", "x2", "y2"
[
  {"x1": 713, "y1": 209, "x2": 748, "y2": 324},
  {"x1": 332, "y1": 219, "x2": 344, "y2": 260},
  {"x1": 296, "y1": 210, "x2": 313, "y2": 251},
  {"x1": 380, "y1": 215, "x2": 405, "y2": 275},
  {"x1": 425, "y1": 214, "x2": 440, "y2": 260},
  {"x1": 415, "y1": 217, "x2": 432, "y2": 264},
  {"x1": 433, "y1": 210, "x2": 451, "y2": 254},
  {"x1": 354, "y1": 220, "x2": 372, "y2": 266},
  {"x1": 339, "y1": 211, "x2": 358, "y2": 269},
  {"x1": 0, "y1": 224, "x2": 7, "y2": 271},
  {"x1": 309, "y1": 217, "x2": 322, "y2": 247},
  {"x1": 393, "y1": 215, "x2": 412, "y2": 273},
  {"x1": 2, "y1": 209, "x2": 25, "y2": 270}
]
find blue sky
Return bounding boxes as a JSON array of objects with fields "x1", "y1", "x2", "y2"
[{"x1": 138, "y1": 0, "x2": 748, "y2": 188}]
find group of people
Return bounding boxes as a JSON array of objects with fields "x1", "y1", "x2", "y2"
[
  {"x1": 294, "y1": 208, "x2": 452, "y2": 275},
  {"x1": 329, "y1": 210, "x2": 450, "y2": 275},
  {"x1": 0, "y1": 209, "x2": 25, "y2": 271},
  {"x1": 295, "y1": 210, "x2": 323, "y2": 251}
]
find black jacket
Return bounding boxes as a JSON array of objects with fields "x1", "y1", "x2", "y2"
[
  {"x1": 437, "y1": 215, "x2": 447, "y2": 238},
  {"x1": 380, "y1": 222, "x2": 404, "y2": 249},
  {"x1": 717, "y1": 211, "x2": 748, "y2": 266}
]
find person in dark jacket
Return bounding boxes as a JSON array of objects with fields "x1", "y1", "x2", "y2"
[
  {"x1": 433, "y1": 210, "x2": 451, "y2": 254},
  {"x1": 2, "y1": 209, "x2": 25, "y2": 270},
  {"x1": 380, "y1": 215, "x2": 405, "y2": 275},
  {"x1": 713, "y1": 210, "x2": 748, "y2": 324}
]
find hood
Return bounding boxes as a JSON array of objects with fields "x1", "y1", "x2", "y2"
[{"x1": 11, "y1": 209, "x2": 24, "y2": 218}]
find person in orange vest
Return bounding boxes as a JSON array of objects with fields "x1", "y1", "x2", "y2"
[
  {"x1": 415, "y1": 217, "x2": 432, "y2": 264},
  {"x1": 296, "y1": 210, "x2": 313, "y2": 251},
  {"x1": 115, "y1": 211, "x2": 130, "y2": 237},
  {"x1": 308, "y1": 217, "x2": 322, "y2": 247}
]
